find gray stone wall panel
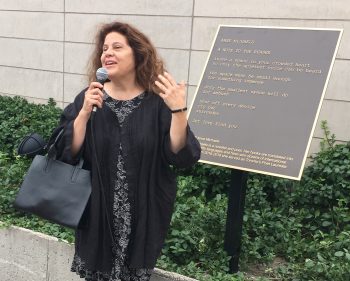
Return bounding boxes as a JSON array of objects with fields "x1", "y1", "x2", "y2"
[
  {"x1": 0, "y1": 66, "x2": 63, "y2": 102},
  {"x1": 315, "y1": 100, "x2": 350, "y2": 140},
  {"x1": 158, "y1": 49, "x2": 190, "y2": 83},
  {"x1": 0, "y1": 11, "x2": 63, "y2": 41},
  {"x1": 65, "y1": 0, "x2": 193, "y2": 16},
  {"x1": 325, "y1": 60, "x2": 350, "y2": 102},
  {"x1": 0, "y1": 0, "x2": 63, "y2": 12},
  {"x1": 64, "y1": 73, "x2": 87, "y2": 103},
  {"x1": 65, "y1": 14, "x2": 192, "y2": 49},
  {"x1": 189, "y1": 51, "x2": 208, "y2": 86},
  {"x1": 64, "y1": 43, "x2": 92, "y2": 74},
  {"x1": 187, "y1": 85, "x2": 197, "y2": 107},
  {"x1": 0, "y1": 38, "x2": 63, "y2": 71},
  {"x1": 194, "y1": 0, "x2": 350, "y2": 20}
]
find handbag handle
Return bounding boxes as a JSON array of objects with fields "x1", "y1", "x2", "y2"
[
  {"x1": 43, "y1": 156, "x2": 84, "y2": 181},
  {"x1": 44, "y1": 128, "x2": 85, "y2": 181},
  {"x1": 47, "y1": 128, "x2": 65, "y2": 159}
]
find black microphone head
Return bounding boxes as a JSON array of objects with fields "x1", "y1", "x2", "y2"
[{"x1": 96, "y1": 67, "x2": 109, "y2": 84}]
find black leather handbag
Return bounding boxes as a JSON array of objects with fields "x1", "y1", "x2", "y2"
[{"x1": 14, "y1": 129, "x2": 91, "y2": 229}]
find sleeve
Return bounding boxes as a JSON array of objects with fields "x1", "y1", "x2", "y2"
[
  {"x1": 160, "y1": 100, "x2": 201, "y2": 168},
  {"x1": 54, "y1": 88, "x2": 87, "y2": 164}
]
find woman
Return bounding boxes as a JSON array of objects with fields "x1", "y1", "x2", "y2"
[{"x1": 56, "y1": 21, "x2": 201, "y2": 280}]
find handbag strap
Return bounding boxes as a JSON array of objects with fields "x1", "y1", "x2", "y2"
[
  {"x1": 47, "y1": 128, "x2": 65, "y2": 159},
  {"x1": 90, "y1": 114, "x2": 117, "y2": 252},
  {"x1": 46, "y1": 128, "x2": 84, "y2": 170}
]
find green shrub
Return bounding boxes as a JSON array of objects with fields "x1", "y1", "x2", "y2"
[
  {"x1": 1, "y1": 96, "x2": 350, "y2": 280},
  {"x1": 0, "y1": 152, "x2": 30, "y2": 214},
  {"x1": 0, "y1": 95, "x2": 62, "y2": 155},
  {"x1": 162, "y1": 176, "x2": 229, "y2": 266},
  {"x1": 176, "y1": 163, "x2": 231, "y2": 200}
]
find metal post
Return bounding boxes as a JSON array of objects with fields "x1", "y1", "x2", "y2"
[{"x1": 224, "y1": 169, "x2": 248, "y2": 273}]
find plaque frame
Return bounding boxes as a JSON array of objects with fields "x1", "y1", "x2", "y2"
[{"x1": 188, "y1": 25, "x2": 343, "y2": 180}]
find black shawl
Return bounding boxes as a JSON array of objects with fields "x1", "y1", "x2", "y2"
[{"x1": 55, "y1": 89, "x2": 201, "y2": 271}]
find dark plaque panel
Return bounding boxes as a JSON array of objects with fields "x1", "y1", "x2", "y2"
[{"x1": 188, "y1": 26, "x2": 342, "y2": 179}]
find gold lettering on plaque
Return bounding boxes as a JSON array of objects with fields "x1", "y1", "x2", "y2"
[{"x1": 200, "y1": 142, "x2": 294, "y2": 169}]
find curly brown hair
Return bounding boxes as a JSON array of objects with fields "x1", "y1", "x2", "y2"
[{"x1": 87, "y1": 21, "x2": 165, "y2": 93}]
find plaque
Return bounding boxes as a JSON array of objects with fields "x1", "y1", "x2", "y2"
[{"x1": 188, "y1": 26, "x2": 342, "y2": 180}]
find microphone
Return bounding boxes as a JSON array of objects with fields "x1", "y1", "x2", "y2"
[{"x1": 92, "y1": 67, "x2": 109, "y2": 113}]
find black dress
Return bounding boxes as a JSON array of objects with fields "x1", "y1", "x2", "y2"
[
  {"x1": 55, "y1": 88, "x2": 200, "y2": 273},
  {"x1": 71, "y1": 92, "x2": 152, "y2": 281}
]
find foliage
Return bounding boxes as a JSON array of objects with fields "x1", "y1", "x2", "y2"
[
  {"x1": 176, "y1": 163, "x2": 231, "y2": 199},
  {"x1": 319, "y1": 120, "x2": 336, "y2": 150},
  {"x1": 0, "y1": 96, "x2": 350, "y2": 280},
  {"x1": 0, "y1": 95, "x2": 62, "y2": 155},
  {"x1": 158, "y1": 176, "x2": 232, "y2": 280}
]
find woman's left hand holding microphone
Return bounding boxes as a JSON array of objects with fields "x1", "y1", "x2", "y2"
[
  {"x1": 81, "y1": 82, "x2": 104, "y2": 118},
  {"x1": 72, "y1": 82, "x2": 103, "y2": 156}
]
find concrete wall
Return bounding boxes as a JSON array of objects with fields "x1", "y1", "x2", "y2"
[
  {"x1": 0, "y1": 0, "x2": 349, "y2": 152},
  {"x1": 0, "y1": 225, "x2": 197, "y2": 281}
]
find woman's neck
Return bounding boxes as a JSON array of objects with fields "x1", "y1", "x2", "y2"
[{"x1": 104, "y1": 80, "x2": 145, "y2": 101}]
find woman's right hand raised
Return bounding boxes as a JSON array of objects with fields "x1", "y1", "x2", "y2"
[{"x1": 80, "y1": 82, "x2": 104, "y2": 118}]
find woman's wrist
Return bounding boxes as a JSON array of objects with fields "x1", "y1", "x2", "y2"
[
  {"x1": 78, "y1": 109, "x2": 91, "y2": 122},
  {"x1": 171, "y1": 107, "x2": 187, "y2": 114},
  {"x1": 170, "y1": 109, "x2": 188, "y2": 123}
]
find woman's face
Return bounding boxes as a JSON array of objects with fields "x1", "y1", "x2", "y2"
[{"x1": 100, "y1": 32, "x2": 136, "y2": 80}]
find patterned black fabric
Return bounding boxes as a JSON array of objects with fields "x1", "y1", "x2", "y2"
[
  {"x1": 57, "y1": 88, "x2": 200, "y2": 271},
  {"x1": 71, "y1": 92, "x2": 152, "y2": 281}
]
